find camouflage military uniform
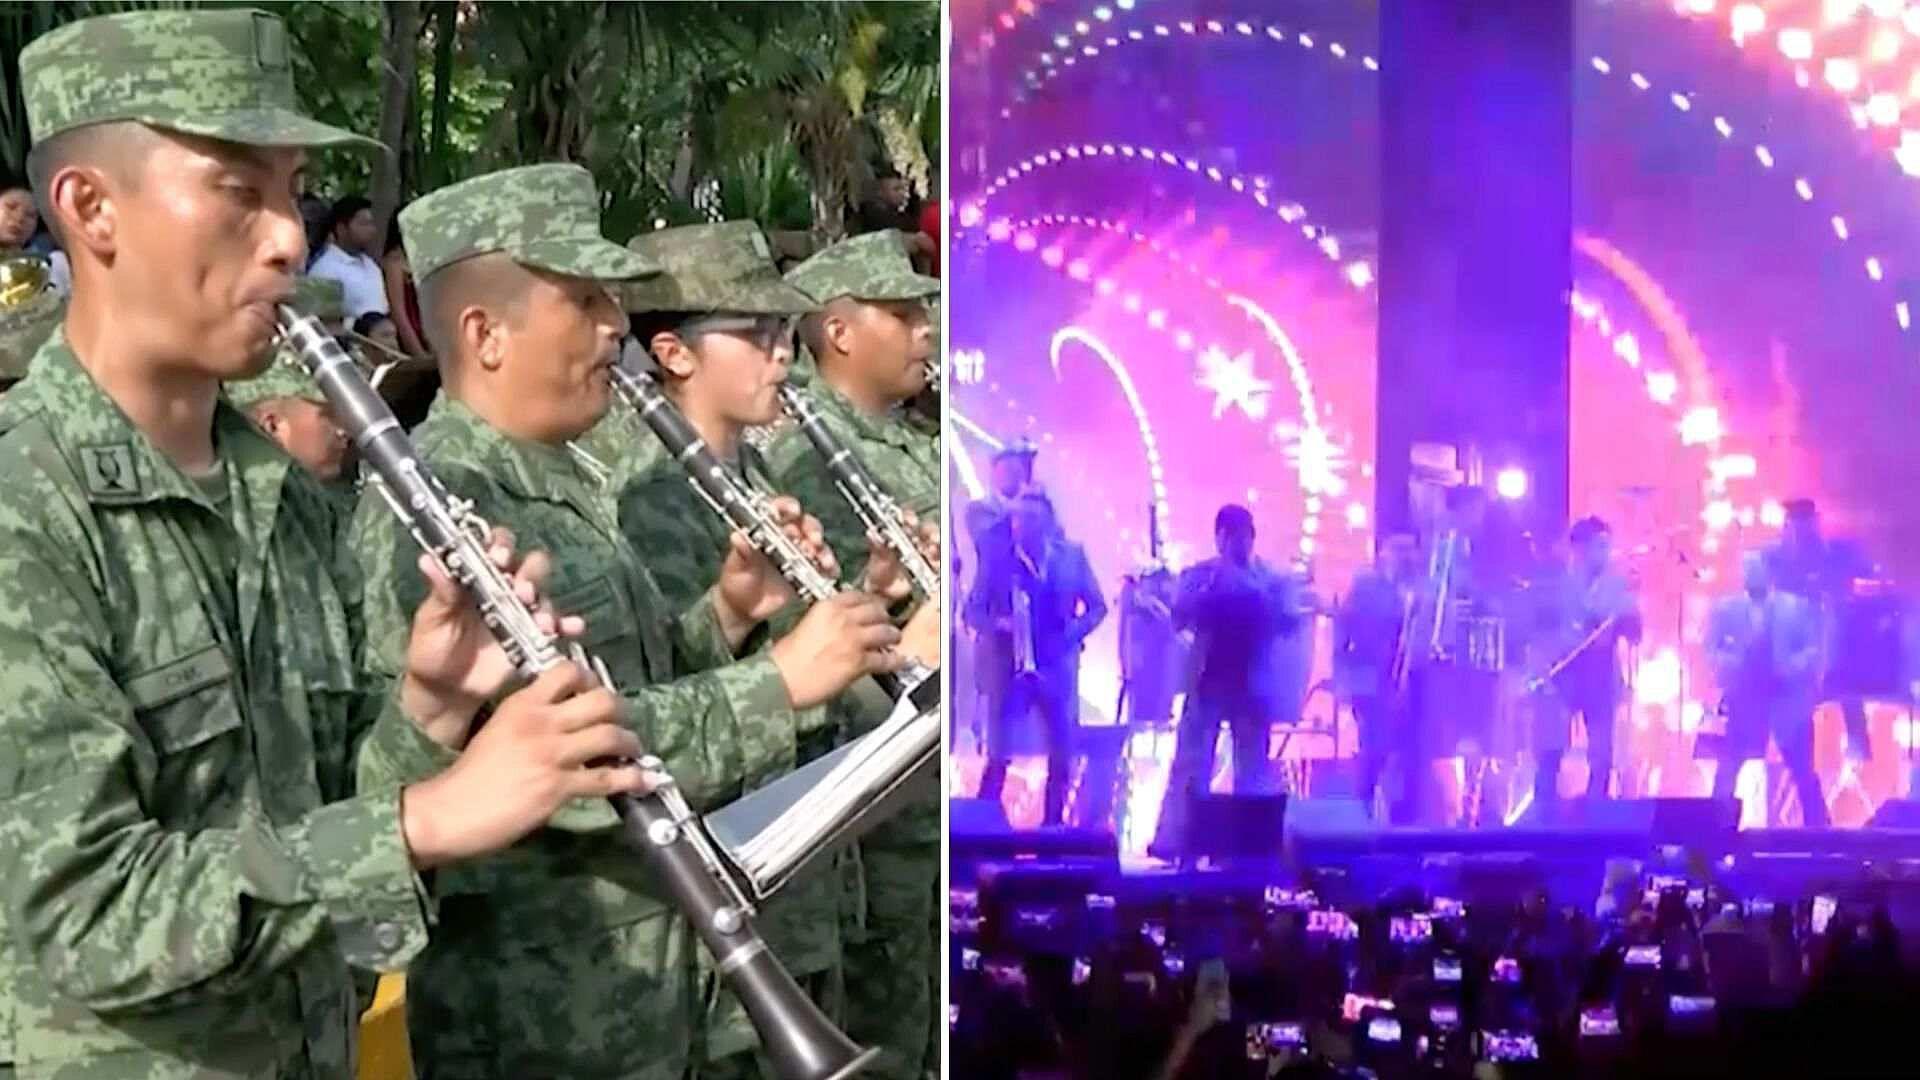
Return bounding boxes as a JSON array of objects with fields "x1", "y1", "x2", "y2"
[
  {"x1": 352, "y1": 167, "x2": 822, "y2": 1079},
  {"x1": 617, "y1": 222, "x2": 852, "y2": 1079},
  {"x1": 226, "y1": 347, "x2": 360, "y2": 516},
  {"x1": 0, "y1": 13, "x2": 428, "y2": 1080},
  {"x1": 770, "y1": 231, "x2": 942, "y2": 1080}
]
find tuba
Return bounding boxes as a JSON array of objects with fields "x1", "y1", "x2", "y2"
[
  {"x1": 1391, "y1": 529, "x2": 1459, "y2": 696},
  {"x1": 0, "y1": 254, "x2": 62, "y2": 386},
  {"x1": 275, "y1": 310, "x2": 879, "y2": 1080}
]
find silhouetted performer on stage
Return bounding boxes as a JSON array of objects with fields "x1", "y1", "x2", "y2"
[
  {"x1": 1708, "y1": 552, "x2": 1828, "y2": 826},
  {"x1": 1527, "y1": 517, "x2": 1642, "y2": 807},
  {"x1": 970, "y1": 490, "x2": 1107, "y2": 825},
  {"x1": 1150, "y1": 505, "x2": 1301, "y2": 858},
  {"x1": 963, "y1": 440, "x2": 1038, "y2": 752},
  {"x1": 1763, "y1": 498, "x2": 1879, "y2": 764},
  {"x1": 1403, "y1": 484, "x2": 1500, "y2": 825},
  {"x1": 1119, "y1": 563, "x2": 1182, "y2": 728},
  {"x1": 1336, "y1": 533, "x2": 1420, "y2": 818}
]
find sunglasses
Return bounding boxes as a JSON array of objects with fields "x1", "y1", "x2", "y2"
[{"x1": 678, "y1": 314, "x2": 795, "y2": 353}]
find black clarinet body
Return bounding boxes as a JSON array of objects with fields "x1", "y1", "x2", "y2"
[
  {"x1": 607, "y1": 359, "x2": 936, "y2": 709},
  {"x1": 777, "y1": 384, "x2": 938, "y2": 600},
  {"x1": 276, "y1": 309, "x2": 876, "y2": 1080}
]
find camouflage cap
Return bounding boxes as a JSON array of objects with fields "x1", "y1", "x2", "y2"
[
  {"x1": 622, "y1": 221, "x2": 816, "y2": 316},
  {"x1": 0, "y1": 257, "x2": 64, "y2": 383},
  {"x1": 783, "y1": 230, "x2": 940, "y2": 305},
  {"x1": 401, "y1": 163, "x2": 658, "y2": 283},
  {"x1": 294, "y1": 275, "x2": 345, "y2": 322},
  {"x1": 19, "y1": 9, "x2": 379, "y2": 152},
  {"x1": 225, "y1": 347, "x2": 325, "y2": 409}
]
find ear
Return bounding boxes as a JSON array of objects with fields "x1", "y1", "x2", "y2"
[
  {"x1": 49, "y1": 164, "x2": 117, "y2": 261},
  {"x1": 652, "y1": 332, "x2": 697, "y2": 380},
  {"x1": 819, "y1": 310, "x2": 861, "y2": 359},
  {"x1": 253, "y1": 406, "x2": 284, "y2": 437},
  {"x1": 463, "y1": 305, "x2": 505, "y2": 372}
]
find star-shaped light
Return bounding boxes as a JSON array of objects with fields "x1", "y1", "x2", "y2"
[
  {"x1": 1270, "y1": 420, "x2": 1349, "y2": 497},
  {"x1": 1195, "y1": 344, "x2": 1273, "y2": 420}
]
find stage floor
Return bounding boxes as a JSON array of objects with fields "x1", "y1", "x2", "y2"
[{"x1": 950, "y1": 705, "x2": 1920, "y2": 859}]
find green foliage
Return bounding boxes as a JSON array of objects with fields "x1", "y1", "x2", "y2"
[{"x1": 0, "y1": 0, "x2": 938, "y2": 237}]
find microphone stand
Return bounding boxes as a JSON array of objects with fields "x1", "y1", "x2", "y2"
[{"x1": 1672, "y1": 543, "x2": 1709, "y2": 782}]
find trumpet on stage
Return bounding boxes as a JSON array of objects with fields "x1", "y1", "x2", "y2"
[
  {"x1": 1525, "y1": 614, "x2": 1619, "y2": 694},
  {"x1": 275, "y1": 310, "x2": 877, "y2": 1080}
]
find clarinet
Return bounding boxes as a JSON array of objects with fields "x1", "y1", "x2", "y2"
[
  {"x1": 275, "y1": 310, "x2": 877, "y2": 1080},
  {"x1": 607, "y1": 358, "x2": 937, "y2": 709},
  {"x1": 777, "y1": 383, "x2": 938, "y2": 599}
]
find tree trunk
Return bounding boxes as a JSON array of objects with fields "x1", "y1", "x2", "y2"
[
  {"x1": 427, "y1": 0, "x2": 454, "y2": 190},
  {"x1": 667, "y1": 102, "x2": 698, "y2": 203},
  {"x1": 372, "y1": 0, "x2": 421, "y2": 234}
]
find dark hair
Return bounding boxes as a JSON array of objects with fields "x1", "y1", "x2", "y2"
[
  {"x1": 353, "y1": 311, "x2": 393, "y2": 336},
  {"x1": 384, "y1": 200, "x2": 408, "y2": 255},
  {"x1": 625, "y1": 311, "x2": 703, "y2": 380},
  {"x1": 327, "y1": 195, "x2": 372, "y2": 236},
  {"x1": 628, "y1": 310, "x2": 701, "y2": 345},
  {"x1": 1214, "y1": 504, "x2": 1255, "y2": 535},
  {"x1": 1569, "y1": 515, "x2": 1611, "y2": 546},
  {"x1": 1783, "y1": 498, "x2": 1817, "y2": 521}
]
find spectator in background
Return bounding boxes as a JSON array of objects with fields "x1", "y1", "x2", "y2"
[
  {"x1": 856, "y1": 166, "x2": 914, "y2": 233},
  {"x1": 379, "y1": 200, "x2": 429, "y2": 358},
  {"x1": 856, "y1": 166, "x2": 936, "y2": 271},
  {"x1": 919, "y1": 164, "x2": 941, "y2": 277},
  {"x1": 307, "y1": 193, "x2": 388, "y2": 319},
  {"x1": 352, "y1": 311, "x2": 402, "y2": 360},
  {"x1": 1, "y1": 180, "x2": 69, "y2": 296},
  {"x1": 298, "y1": 191, "x2": 329, "y2": 266}
]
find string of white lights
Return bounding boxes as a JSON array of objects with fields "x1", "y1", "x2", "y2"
[
  {"x1": 967, "y1": 141, "x2": 1376, "y2": 292},
  {"x1": 974, "y1": 222, "x2": 1352, "y2": 560},
  {"x1": 991, "y1": 2, "x2": 1913, "y2": 334}
]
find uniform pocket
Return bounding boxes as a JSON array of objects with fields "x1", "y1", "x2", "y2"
[
  {"x1": 552, "y1": 574, "x2": 628, "y2": 650},
  {"x1": 127, "y1": 645, "x2": 241, "y2": 753},
  {"x1": 128, "y1": 646, "x2": 246, "y2": 823}
]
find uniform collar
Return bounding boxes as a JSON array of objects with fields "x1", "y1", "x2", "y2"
[
  {"x1": 9, "y1": 326, "x2": 292, "y2": 512},
  {"x1": 807, "y1": 376, "x2": 917, "y2": 452},
  {"x1": 416, "y1": 392, "x2": 601, "y2": 515}
]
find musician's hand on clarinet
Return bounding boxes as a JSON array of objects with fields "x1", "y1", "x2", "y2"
[
  {"x1": 401, "y1": 527, "x2": 585, "y2": 749},
  {"x1": 863, "y1": 536, "x2": 914, "y2": 603},
  {"x1": 769, "y1": 592, "x2": 904, "y2": 709},
  {"x1": 900, "y1": 600, "x2": 942, "y2": 669},
  {"x1": 399, "y1": 663, "x2": 651, "y2": 870},
  {"x1": 714, "y1": 497, "x2": 840, "y2": 633}
]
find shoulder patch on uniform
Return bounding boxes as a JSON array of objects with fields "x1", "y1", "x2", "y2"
[{"x1": 78, "y1": 444, "x2": 138, "y2": 498}]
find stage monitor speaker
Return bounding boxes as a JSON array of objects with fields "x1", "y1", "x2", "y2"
[
  {"x1": 949, "y1": 797, "x2": 1012, "y2": 839},
  {"x1": 1869, "y1": 800, "x2": 1920, "y2": 829},
  {"x1": 1184, "y1": 792, "x2": 1288, "y2": 861},
  {"x1": 1578, "y1": 797, "x2": 1738, "y2": 847},
  {"x1": 1653, "y1": 797, "x2": 1739, "y2": 846},
  {"x1": 1283, "y1": 797, "x2": 1375, "y2": 839},
  {"x1": 950, "y1": 798, "x2": 1119, "y2": 864}
]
